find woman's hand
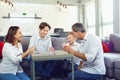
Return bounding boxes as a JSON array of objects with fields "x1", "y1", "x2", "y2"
[
  {"x1": 22, "y1": 47, "x2": 34, "y2": 59},
  {"x1": 27, "y1": 47, "x2": 35, "y2": 54}
]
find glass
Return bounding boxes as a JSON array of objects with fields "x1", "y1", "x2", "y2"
[
  {"x1": 85, "y1": 1, "x2": 96, "y2": 35},
  {"x1": 100, "y1": 0, "x2": 113, "y2": 37}
]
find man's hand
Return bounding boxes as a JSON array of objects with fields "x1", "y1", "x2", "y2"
[{"x1": 63, "y1": 46, "x2": 74, "y2": 54}]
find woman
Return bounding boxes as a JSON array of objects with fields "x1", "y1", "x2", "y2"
[
  {"x1": 29, "y1": 22, "x2": 56, "y2": 80},
  {"x1": 0, "y1": 26, "x2": 34, "y2": 80}
]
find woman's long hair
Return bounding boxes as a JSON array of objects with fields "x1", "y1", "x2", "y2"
[{"x1": 4, "y1": 26, "x2": 20, "y2": 45}]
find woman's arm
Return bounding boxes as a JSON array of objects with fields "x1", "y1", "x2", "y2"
[
  {"x1": 3, "y1": 43, "x2": 34, "y2": 64},
  {"x1": 21, "y1": 47, "x2": 34, "y2": 59}
]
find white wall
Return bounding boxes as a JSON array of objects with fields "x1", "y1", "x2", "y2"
[{"x1": 0, "y1": 3, "x2": 78, "y2": 36}]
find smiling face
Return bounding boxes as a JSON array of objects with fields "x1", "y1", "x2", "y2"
[
  {"x1": 39, "y1": 26, "x2": 50, "y2": 38},
  {"x1": 5, "y1": 26, "x2": 22, "y2": 45},
  {"x1": 14, "y1": 28, "x2": 22, "y2": 42},
  {"x1": 39, "y1": 22, "x2": 51, "y2": 38},
  {"x1": 66, "y1": 33, "x2": 76, "y2": 45}
]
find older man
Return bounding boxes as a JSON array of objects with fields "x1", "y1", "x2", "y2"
[{"x1": 64, "y1": 23, "x2": 106, "y2": 80}]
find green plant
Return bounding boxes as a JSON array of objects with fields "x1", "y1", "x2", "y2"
[{"x1": 22, "y1": 13, "x2": 27, "y2": 15}]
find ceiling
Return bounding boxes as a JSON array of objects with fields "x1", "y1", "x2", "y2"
[{"x1": 11, "y1": 0, "x2": 91, "y2": 6}]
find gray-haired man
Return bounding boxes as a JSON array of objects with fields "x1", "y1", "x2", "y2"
[{"x1": 64, "y1": 23, "x2": 106, "y2": 80}]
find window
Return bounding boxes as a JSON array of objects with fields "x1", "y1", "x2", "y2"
[
  {"x1": 100, "y1": 0, "x2": 113, "y2": 37},
  {"x1": 85, "y1": 0, "x2": 95, "y2": 35}
]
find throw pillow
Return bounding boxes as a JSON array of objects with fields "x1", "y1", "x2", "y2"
[
  {"x1": 0, "y1": 41, "x2": 4, "y2": 59},
  {"x1": 105, "y1": 41, "x2": 114, "y2": 52},
  {"x1": 101, "y1": 41, "x2": 110, "y2": 53}
]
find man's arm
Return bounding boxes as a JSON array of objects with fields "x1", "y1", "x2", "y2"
[{"x1": 64, "y1": 46, "x2": 86, "y2": 61}]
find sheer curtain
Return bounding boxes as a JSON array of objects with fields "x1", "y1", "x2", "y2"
[
  {"x1": 85, "y1": 1, "x2": 96, "y2": 35},
  {"x1": 100, "y1": 0, "x2": 113, "y2": 37},
  {"x1": 84, "y1": 0, "x2": 113, "y2": 37}
]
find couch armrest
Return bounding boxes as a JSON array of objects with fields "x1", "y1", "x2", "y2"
[
  {"x1": 114, "y1": 60, "x2": 120, "y2": 80},
  {"x1": 114, "y1": 60, "x2": 120, "y2": 69}
]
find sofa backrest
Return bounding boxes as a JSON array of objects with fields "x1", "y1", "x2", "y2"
[
  {"x1": 51, "y1": 37, "x2": 67, "y2": 50},
  {"x1": 0, "y1": 36, "x2": 31, "y2": 53},
  {"x1": 21, "y1": 36, "x2": 67, "y2": 52},
  {"x1": 59, "y1": 32, "x2": 69, "y2": 37},
  {"x1": 21, "y1": 36, "x2": 31, "y2": 52},
  {"x1": 0, "y1": 36, "x2": 67, "y2": 53},
  {"x1": 0, "y1": 36, "x2": 4, "y2": 42},
  {"x1": 110, "y1": 34, "x2": 120, "y2": 53}
]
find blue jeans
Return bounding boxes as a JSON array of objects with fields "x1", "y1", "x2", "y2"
[
  {"x1": 68, "y1": 64, "x2": 104, "y2": 80},
  {"x1": 35, "y1": 60, "x2": 56, "y2": 77},
  {"x1": 0, "y1": 72, "x2": 30, "y2": 80}
]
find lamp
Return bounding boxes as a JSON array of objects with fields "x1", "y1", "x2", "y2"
[{"x1": 0, "y1": 0, "x2": 14, "y2": 8}]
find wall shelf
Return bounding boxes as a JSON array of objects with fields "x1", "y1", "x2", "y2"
[{"x1": 2, "y1": 13, "x2": 42, "y2": 19}]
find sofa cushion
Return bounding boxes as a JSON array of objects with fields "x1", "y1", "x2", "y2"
[
  {"x1": 104, "y1": 53, "x2": 120, "y2": 68},
  {"x1": 110, "y1": 34, "x2": 120, "y2": 52},
  {"x1": 52, "y1": 37, "x2": 67, "y2": 50},
  {"x1": 102, "y1": 41, "x2": 110, "y2": 53},
  {"x1": 105, "y1": 41, "x2": 113, "y2": 52},
  {"x1": 104, "y1": 53, "x2": 120, "y2": 78},
  {"x1": 0, "y1": 41, "x2": 4, "y2": 59}
]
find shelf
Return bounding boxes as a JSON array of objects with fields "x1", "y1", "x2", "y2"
[{"x1": 2, "y1": 13, "x2": 42, "y2": 19}]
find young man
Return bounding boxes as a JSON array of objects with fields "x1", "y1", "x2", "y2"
[
  {"x1": 64, "y1": 23, "x2": 106, "y2": 80},
  {"x1": 28, "y1": 22, "x2": 56, "y2": 80}
]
